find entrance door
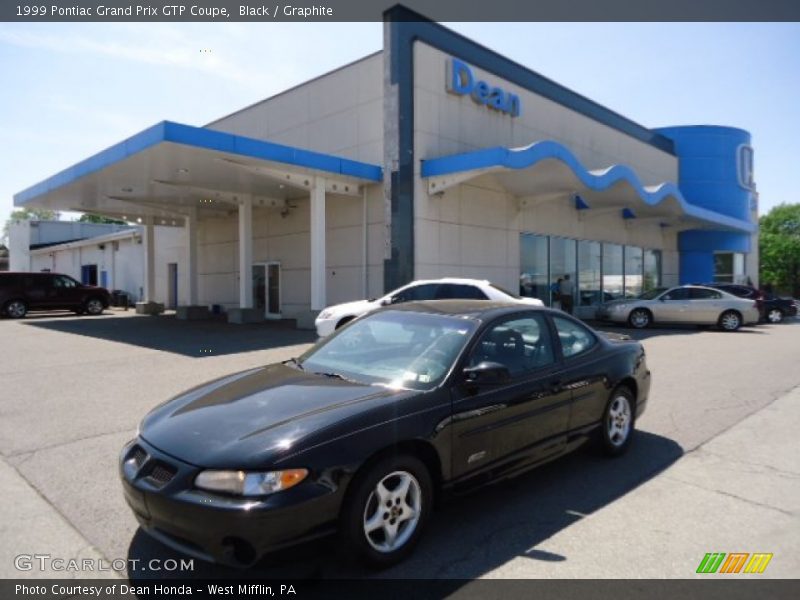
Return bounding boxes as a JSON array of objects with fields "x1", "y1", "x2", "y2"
[
  {"x1": 252, "y1": 263, "x2": 281, "y2": 319},
  {"x1": 167, "y1": 263, "x2": 178, "y2": 308},
  {"x1": 81, "y1": 264, "x2": 98, "y2": 286}
]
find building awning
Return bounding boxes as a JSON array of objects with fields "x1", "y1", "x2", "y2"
[
  {"x1": 14, "y1": 121, "x2": 383, "y2": 225},
  {"x1": 421, "y1": 140, "x2": 755, "y2": 233}
]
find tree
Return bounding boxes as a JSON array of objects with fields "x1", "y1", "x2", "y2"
[
  {"x1": 2, "y1": 207, "x2": 59, "y2": 244},
  {"x1": 759, "y1": 203, "x2": 800, "y2": 297},
  {"x1": 78, "y1": 213, "x2": 127, "y2": 225}
]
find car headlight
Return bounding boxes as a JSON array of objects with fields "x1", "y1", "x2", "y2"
[
  {"x1": 195, "y1": 469, "x2": 308, "y2": 496},
  {"x1": 318, "y1": 310, "x2": 334, "y2": 320}
]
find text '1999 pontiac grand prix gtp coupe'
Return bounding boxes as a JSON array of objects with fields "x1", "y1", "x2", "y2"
[{"x1": 120, "y1": 301, "x2": 650, "y2": 568}]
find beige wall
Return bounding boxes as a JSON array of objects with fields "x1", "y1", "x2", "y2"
[
  {"x1": 412, "y1": 42, "x2": 681, "y2": 290},
  {"x1": 207, "y1": 53, "x2": 384, "y2": 165},
  {"x1": 197, "y1": 186, "x2": 384, "y2": 318}
]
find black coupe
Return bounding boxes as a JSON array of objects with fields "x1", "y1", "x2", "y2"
[{"x1": 120, "y1": 301, "x2": 650, "y2": 568}]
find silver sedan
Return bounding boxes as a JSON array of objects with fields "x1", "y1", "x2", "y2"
[{"x1": 597, "y1": 285, "x2": 760, "y2": 331}]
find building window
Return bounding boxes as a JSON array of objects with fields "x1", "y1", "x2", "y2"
[
  {"x1": 714, "y1": 252, "x2": 745, "y2": 283},
  {"x1": 602, "y1": 243, "x2": 624, "y2": 300},
  {"x1": 624, "y1": 246, "x2": 644, "y2": 298},
  {"x1": 577, "y1": 240, "x2": 602, "y2": 307},
  {"x1": 520, "y1": 233, "x2": 550, "y2": 305},
  {"x1": 643, "y1": 249, "x2": 662, "y2": 291},
  {"x1": 550, "y1": 237, "x2": 577, "y2": 312}
]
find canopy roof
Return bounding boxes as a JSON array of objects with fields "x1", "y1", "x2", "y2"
[
  {"x1": 422, "y1": 140, "x2": 755, "y2": 233},
  {"x1": 14, "y1": 121, "x2": 383, "y2": 226}
]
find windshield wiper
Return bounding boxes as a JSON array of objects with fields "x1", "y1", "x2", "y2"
[{"x1": 282, "y1": 357, "x2": 304, "y2": 370}]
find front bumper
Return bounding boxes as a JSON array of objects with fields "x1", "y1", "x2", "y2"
[{"x1": 119, "y1": 438, "x2": 339, "y2": 567}]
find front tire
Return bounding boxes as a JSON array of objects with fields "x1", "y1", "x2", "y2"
[
  {"x1": 341, "y1": 454, "x2": 432, "y2": 568},
  {"x1": 627, "y1": 308, "x2": 651, "y2": 329},
  {"x1": 4, "y1": 299, "x2": 27, "y2": 319},
  {"x1": 718, "y1": 310, "x2": 742, "y2": 331},
  {"x1": 601, "y1": 387, "x2": 635, "y2": 456},
  {"x1": 766, "y1": 308, "x2": 784, "y2": 323}
]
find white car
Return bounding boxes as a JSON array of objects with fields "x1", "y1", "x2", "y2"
[{"x1": 315, "y1": 278, "x2": 544, "y2": 337}]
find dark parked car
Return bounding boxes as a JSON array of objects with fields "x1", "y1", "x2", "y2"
[
  {"x1": 0, "y1": 272, "x2": 111, "y2": 318},
  {"x1": 703, "y1": 283, "x2": 798, "y2": 323},
  {"x1": 121, "y1": 301, "x2": 650, "y2": 568}
]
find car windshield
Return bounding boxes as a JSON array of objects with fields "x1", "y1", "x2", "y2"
[
  {"x1": 489, "y1": 283, "x2": 521, "y2": 299},
  {"x1": 638, "y1": 287, "x2": 668, "y2": 300},
  {"x1": 299, "y1": 310, "x2": 477, "y2": 391}
]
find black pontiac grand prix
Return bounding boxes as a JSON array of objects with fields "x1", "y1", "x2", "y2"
[{"x1": 121, "y1": 301, "x2": 650, "y2": 567}]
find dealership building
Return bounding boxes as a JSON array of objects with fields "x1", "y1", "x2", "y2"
[{"x1": 13, "y1": 7, "x2": 758, "y2": 324}]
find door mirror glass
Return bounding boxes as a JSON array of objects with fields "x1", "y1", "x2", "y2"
[{"x1": 463, "y1": 361, "x2": 511, "y2": 385}]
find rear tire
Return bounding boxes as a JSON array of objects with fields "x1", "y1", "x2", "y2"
[
  {"x1": 718, "y1": 310, "x2": 742, "y2": 332},
  {"x1": 83, "y1": 297, "x2": 105, "y2": 316},
  {"x1": 627, "y1": 308, "x2": 651, "y2": 329},
  {"x1": 341, "y1": 454, "x2": 432, "y2": 568},
  {"x1": 601, "y1": 386, "x2": 635, "y2": 456},
  {"x1": 4, "y1": 299, "x2": 27, "y2": 319}
]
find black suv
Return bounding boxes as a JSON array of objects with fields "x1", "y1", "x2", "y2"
[
  {"x1": 703, "y1": 283, "x2": 797, "y2": 323},
  {"x1": 0, "y1": 272, "x2": 111, "y2": 319}
]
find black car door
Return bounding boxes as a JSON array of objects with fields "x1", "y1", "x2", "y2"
[
  {"x1": 448, "y1": 312, "x2": 571, "y2": 482},
  {"x1": 550, "y1": 315, "x2": 609, "y2": 434}
]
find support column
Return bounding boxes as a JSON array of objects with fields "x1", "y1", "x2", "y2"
[
  {"x1": 310, "y1": 177, "x2": 326, "y2": 311},
  {"x1": 228, "y1": 195, "x2": 260, "y2": 323},
  {"x1": 176, "y1": 206, "x2": 209, "y2": 320},
  {"x1": 136, "y1": 215, "x2": 164, "y2": 315}
]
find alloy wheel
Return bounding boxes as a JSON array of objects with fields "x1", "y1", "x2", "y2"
[
  {"x1": 85, "y1": 299, "x2": 104, "y2": 315},
  {"x1": 767, "y1": 309, "x2": 783, "y2": 323},
  {"x1": 629, "y1": 309, "x2": 650, "y2": 328},
  {"x1": 6, "y1": 301, "x2": 26, "y2": 318},
  {"x1": 720, "y1": 312, "x2": 741, "y2": 331},
  {"x1": 606, "y1": 395, "x2": 632, "y2": 448},
  {"x1": 362, "y1": 470, "x2": 422, "y2": 553}
]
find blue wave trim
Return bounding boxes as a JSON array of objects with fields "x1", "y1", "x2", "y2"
[
  {"x1": 15, "y1": 121, "x2": 383, "y2": 205},
  {"x1": 421, "y1": 140, "x2": 754, "y2": 233}
]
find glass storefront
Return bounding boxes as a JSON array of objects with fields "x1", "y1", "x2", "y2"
[
  {"x1": 550, "y1": 237, "x2": 577, "y2": 312},
  {"x1": 624, "y1": 246, "x2": 644, "y2": 297},
  {"x1": 520, "y1": 233, "x2": 550, "y2": 304},
  {"x1": 602, "y1": 243, "x2": 624, "y2": 300},
  {"x1": 520, "y1": 233, "x2": 662, "y2": 318},
  {"x1": 714, "y1": 252, "x2": 745, "y2": 283}
]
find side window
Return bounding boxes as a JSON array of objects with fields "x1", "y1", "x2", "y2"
[
  {"x1": 435, "y1": 284, "x2": 488, "y2": 300},
  {"x1": 393, "y1": 284, "x2": 438, "y2": 303},
  {"x1": 662, "y1": 288, "x2": 689, "y2": 301},
  {"x1": 690, "y1": 288, "x2": 722, "y2": 300},
  {"x1": 552, "y1": 317, "x2": 597, "y2": 359},
  {"x1": 467, "y1": 314, "x2": 555, "y2": 377},
  {"x1": 52, "y1": 276, "x2": 76, "y2": 288}
]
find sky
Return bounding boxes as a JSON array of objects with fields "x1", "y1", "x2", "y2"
[{"x1": 1, "y1": 21, "x2": 799, "y2": 231}]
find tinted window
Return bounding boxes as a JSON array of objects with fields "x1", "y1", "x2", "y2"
[
  {"x1": 52, "y1": 275, "x2": 78, "y2": 288},
  {"x1": 393, "y1": 283, "x2": 438, "y2": 303},
  {"x1": 662, "y1": 288, "x2": 690, "y2": 301},
  {"x1": 468, "y1": 314, "x2": 555, "y2": 377},
  {"x1": 690, "y1": 288, "x2": 722, "y2": 300},
  {"x1": 553, "y1": 317, "x2": 597, "y2": 358},
  {"x1": 435, "y1": 284, "x2": 488, "y2": 300},
  {"x1": 299, "y1": 310, "x2": 476, "y2": 390}
]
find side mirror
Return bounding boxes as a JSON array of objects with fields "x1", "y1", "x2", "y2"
[
  {"x1": 382, "y1": 295, "x2": 402, "y2": 306},
  {"x1": 463, "y1": 361, "x2": 511, "y2": 386}
]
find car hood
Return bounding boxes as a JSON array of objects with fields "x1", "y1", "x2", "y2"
[
  {"x1": 322, "y1": 298, "x2": 376, "y2": 317},
  {"x1": 140, "y1": 364, "x2": 410, "y2": 469}
]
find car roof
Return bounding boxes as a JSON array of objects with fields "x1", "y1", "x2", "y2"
[
  {"x1": 379, "y1": 299, "x2": 547, "y2": 320},
  {"x1": 400, "y1": 278, "x2": 490, "y2": 286}
]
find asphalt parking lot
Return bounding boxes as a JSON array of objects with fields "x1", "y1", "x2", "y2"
[{"x1": 1, "y1": 309, "x2": 798, "y2": 580}]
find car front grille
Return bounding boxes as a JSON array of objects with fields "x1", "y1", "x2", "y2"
[
  {"x1": 147, "y1": 462, "x2": 177, "y2": 486},
  {"x1": 129, "y1": 446, "x2": 148, "y2": 469}
]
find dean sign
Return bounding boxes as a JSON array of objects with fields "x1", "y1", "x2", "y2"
[{"x1": 446, "y1": 58, "x2": 521, "y2": 118}]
